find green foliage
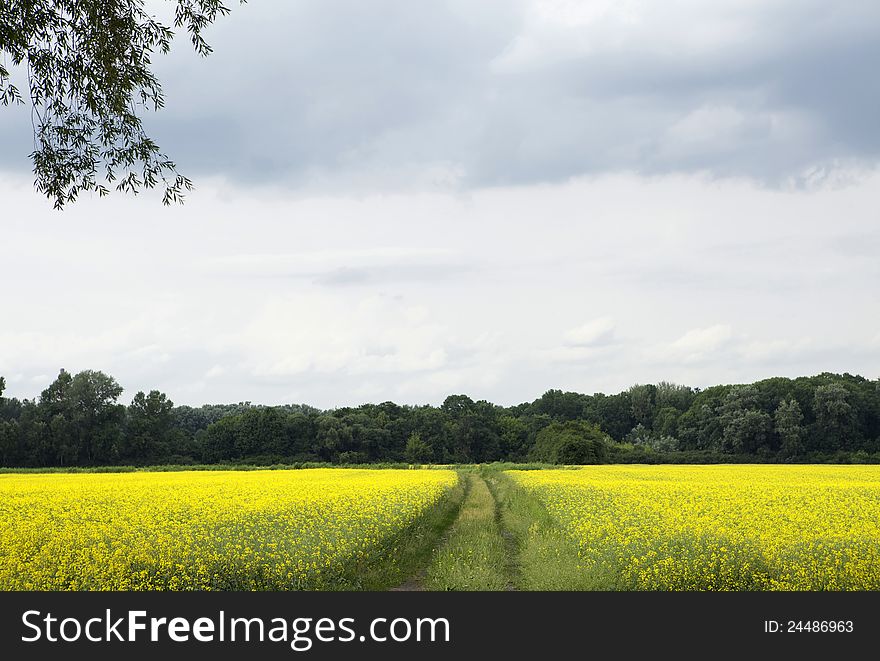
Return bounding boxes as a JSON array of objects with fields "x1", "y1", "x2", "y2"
[
  {"x1": 405, "y1": 432, "x2": 432, "y2": 464},
  {"x1": 628, "y1": 383, "x2": 658, "y2": 427},
  {"x1": 529, "y1": 389, "x2": 589, "y2": 420},
  {"x1": 0, "y1": 1, "x2": 244, "y2": 208},
  {"x1": 124, "y1": 390, "x2": 175, "y2": 461},
  {"x1": 497, "y1": 415, "x2": 531, "y2": 461},
  {"x1": 36, "y1": 369, "x2": 125, "y2": 464},
  {"x1": 653, "y1": 406, "x2": 682, "y2": 438},
  {"x1": 655, "y1": 381, "x2": 695, "y2": 411},
  {"x1": 813, "y1": 383, "x2": 859, "y2": 451},
  {"x1": 775, "y1": 398, "x2": 804, "y2": 458},
  {"x1": 530, "y1": 421, "x2": 609, "y2": 464},
  {"x1": 584, "y1": 391, "x2": 635, "y2": 440},
  {"x1": 717, "y1": 386, "x2": 773, "y2": 454},
  {"x1": 625, "y1": 423, "x2": 679, "y2": 452},
  {"x1": 0, "y1": 370, "x2": 879, "y2": 467}
]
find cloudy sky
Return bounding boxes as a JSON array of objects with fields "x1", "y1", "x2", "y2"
[{"x1": 1, "y1": 0, "x2": 879, "y2": 407}]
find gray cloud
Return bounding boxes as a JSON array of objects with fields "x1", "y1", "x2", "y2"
[
  {"x1": 2, "y1": 3, "x2": 880, "y2": 408},
  {"x1": 2, "y1": 1, "x2": 879, "y2": 189}
]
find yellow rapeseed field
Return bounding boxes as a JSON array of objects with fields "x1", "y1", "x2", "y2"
[
  {"x1": 508, "y1": 465, "x2": 880, "y2": 590},
  {"x1": 0, "y1": 468, "x2": 456, "y2": 591}
]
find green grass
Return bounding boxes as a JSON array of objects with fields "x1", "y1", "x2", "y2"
[
  {"x1": 425, "y1": 471, "x2": 510, "y2": 591},
  {"x1": 486, "y1": 470, "x2": 606, "y2": 590},
  {"x1": 315, "y1": 472, "x2": 467, "y2": 591}
]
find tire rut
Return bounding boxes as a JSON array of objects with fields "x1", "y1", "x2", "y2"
[
  {"x1": 389, "y1": 472, "x2": 472, "y2": 591},
  {"x1": 486, "y1": 474, "x2": 520, "y2": 591}
]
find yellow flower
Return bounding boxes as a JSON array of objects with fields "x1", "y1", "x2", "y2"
[
  {"x1": 508, "y1": 465, "x2": 880, "y2": 591},
  {"x1": 0, "y1": 468, "x2": 456, "y2": 591}
]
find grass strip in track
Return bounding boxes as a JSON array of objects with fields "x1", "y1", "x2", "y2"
[
  {"x1": 425, "y1": 472, "x2": 509, "y2": 591},
  {"x1": 488, "y1": 471, "x2": 605, "y2": 590}
]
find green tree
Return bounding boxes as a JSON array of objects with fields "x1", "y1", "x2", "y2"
[
  {"x1": 498, "y1": 415, "x2": 530, "y2": 461},
  {"x1": 584, "y1": 392, "x2": 635, "y2": 441},
  {"x1": 125, "y1": 390, "x2": 174, "y2": 461},
  {"x1": 410, "y1": 406, "x2": 450, "y2": 462},
  {"x1": 655, "y1": 381, "x2": 695, "y2": 411},
  {"x1": 774, "y1": 398, "x2": 804, "y2": 458},
  {"x1": 813, "y1": 383, "x2": 858, "y2": 451},
  {"x1": 718, "y1": 386, "x2": 773, "y2": 454},
  {"x1": 628, "y1": 384, "x2": 657, "y2": 427},
  {"x1": 441, "y1": 395, "x2": 500, "y2": 462},
  {"x1": 625, "y1": 423, "x2": 678, "y2": 452},
  {"x1": 0, "y1": 420, "x2": 17, "y2": 464},
  {"x1": 39, "y1": 369, "x2": 124, "y2": 463},
  {"x1": 314, "y1": 415, "x2": 352, "y2": 463},
  {"x1": 201, "y1": 414, "x2": 239, "y2": 462},
  {"x1": 722, "y1": 409, "x2": 772, "y2": 454},
  {"x1": 40, "y1": 368, "x2": 74, "y2": 417},
  {"x1": 404, "y1": 432, "x2": 432, "y2": 464},
  {"x1": 530, "y1": 389, "x2": 588, "y2": 420},
  {"x1": 530, "y1": 421, "x2": 609, "y2": 464},
  {"x1": 69, "y1": 370, "x2": 125, "y2": 463},
  {"x1": 440, "y1": 394, "x2": 475, "y2": 418},
  {"x1": 48, "y1": 413, "x2": 77, "y2": 465},
  {"x1": 0, "y1": 0, "x2": 243, "y2": 208},
  {"x1": 653, "y1": 406, "x2": 681, "y2": 438}
]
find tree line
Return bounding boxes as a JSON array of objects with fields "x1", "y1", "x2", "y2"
[{"x1": 1, "y1": 370, "x2": 879, "y2": 468}]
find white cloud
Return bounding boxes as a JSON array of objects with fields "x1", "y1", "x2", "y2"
[
  {"x1": 237, "y1": 294, "x2": 451, "y2": 377},
  {"x1": 1, "y1": 170, "x2": 879, "y2": 406},
  {"x1": 564, "y1": 317, "x2": 616, "y2": 347},
  {"x1": 539, "y1": 345, "x2": 613, "y2": 365},
  {"x1": 738, "y1": 337, "x2": 814, "y2": 363},
  {"x1": 198, "y1": 248, "x2": 460, "y2": 277},
  {"x1": 668, "y1": 325, "x2": 734, "y2": 363},
  {"x1": 204, "y1": 365, "x2": 226, "y2": 379}
]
